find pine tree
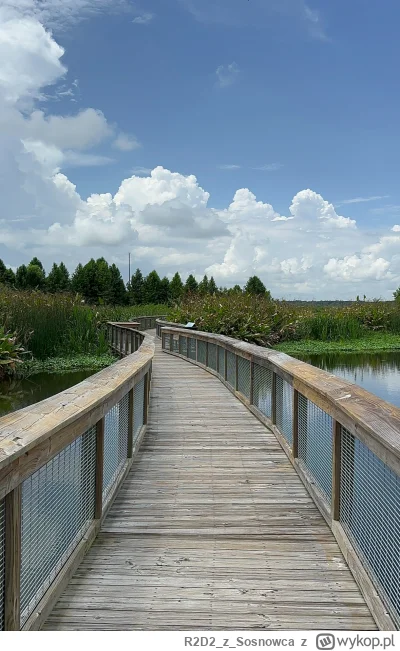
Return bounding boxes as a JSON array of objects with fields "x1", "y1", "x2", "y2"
[
  {"x1": 198, "y1": 275, "x2": 209, "y2": 295},
  {"x1": 25, "y1": 263, "x2": 46, "y2": 289},
  {"x1": 71, "y1": 263, "x2": 84, "y2": 295},
  {"x1": 185, "y1": 274, "x2": 198, "y2": 294},
  {"x1": 159, "y1": 276, "x2": 170, "y2": 304},
  {"x1": 107, "y1": 264, "x2": 127, "y2": 305},
  {"x1": 15, "y1": 265, "x2": 28, "y2": 289},
  {"x1": 143, "y1": 270, "x2": 162, "y2": 304},
  {"x1": 29, "y1": 257, "x2": 44, "y2": 271},
  {"x1": 128, "y1": 268, "x2": 144, "y2": 305},
  {"x1": 47, "y1": 263, "x2": 61, "y2": 293},
  {"x1": 169, "y1": 272, "x2": 184, "y2": 302},
  {"x1": 244, "y1": 275, "x2": 267, "y2": 296},
  {"x1": 58, "y1": 262, "x2": 70, "y2": 291},
  {"x1": 208, "y1": 276, "x2": 217, "y2": 294}
]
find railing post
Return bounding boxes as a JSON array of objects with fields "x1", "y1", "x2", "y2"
[
  {"x1": 95, "y1": 418, "x2": 104, "y2": 520},
  {"x1": 205, "y1": 341, "x2": 209, "y2": 368},
  {"x1": 271, "y1": 372, "x2": 277, "y2": 425},
  {"x1": 127, "y1": 388, "x2": 134, "y2": 458},
  {"x1": 4, "y1": 485, "x2": 21, "y2": 630},
  {"x1": 124, "y1": 329, "x2": 129, "y2": 356},
  {"x1": 332, "y1": 420, "x2": 342, "y2": 520},
  {"x1": 292, "y1": 388, "x2": 299, "y2": 458},
  {"x1": 249, "y1": 360, "x2": 254, "y2": 405},
  {"x1": 235, "y1": 354, "x2": 239, "y2": 391},
  {"x1": 170, "y1": 333, "x2": 173, "y2": 352},
  {"x1": 131, "y1": 330, "x2": 134, "y2": 354},
  {"x1": 224, "y1": 349, "x2": 228, "y2": 381},
  {"x1": 143, "y1": 372, "x2": 149, "y2": 425}
]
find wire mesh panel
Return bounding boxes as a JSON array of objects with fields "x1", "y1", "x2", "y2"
[
  {"x1": 275, "y1": 375, "x2": 293, "y2": 445},
  {"x1": 253, "y1": 363, "x2": 273, "y2": 417},
  {"x1": 218, "y1": 346, "x2": 225, "y2": 377},
  {"x1": 298, "y1": 395, "x2": 333, "y2": 502},
  {"x1": 188, "y1": 337, "x2": 196, "y2": 360},
  {"x1": 0, "y1": 499, "x2": 4, "y2": 631},
  {"x1": 237, "y1": 356, "x2": 251, "y2": 399},
  {"x1": 20, "y1": 426, "x2": 96, "y2": 625},
  {"x1": 340, "y1": 427, "x2": 400, "y2": 627},
  {"x1": 226, "y1": 351, "x2": 236, "y2": 389},
  {"x1": 179, "y1": 335, "x2": 187, "y2": 356},
  {"x1": 197, "y1": 340, "x2": 207, "y2": 365},
  {"x1": 102, "y1": 393, "x2": 129, "y2": 500},
  {"x1": 208, "y1": 343, "x2": 217, "y2": 371},
  {"x1": 163, "y1": 333, "x2": 170, "y2": 351},
  {"x1": 172, "y1": 335, "x2": 179, "y2": 352},
  {"x1": 134, "y1": 376, "x2": 145, "y2": 439}
]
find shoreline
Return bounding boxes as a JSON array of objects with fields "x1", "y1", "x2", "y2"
[
  {"x1": 16, "y1": 353, "x2": 116, "y2": 378},
  {"x1": 274, "y1": 333, "x2": 400, "y2": 356}
]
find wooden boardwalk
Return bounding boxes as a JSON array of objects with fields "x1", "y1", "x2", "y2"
[{"x1": 44, "y1": 335, "x2": 376, "y2": 630}]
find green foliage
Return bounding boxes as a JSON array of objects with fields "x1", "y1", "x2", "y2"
[
  {"x1": 185, "y1": 274, "x2": 198, "y2": 294},
  {"x1": 208, "y1": 276, "x2": 217, "y2": 294},
  {"x1": 393, "y1": 287, "x2": 400, "y2": 303},
  {"x1": 0, "y1": 327, "x2": 28, "y2": 379},
  {"x1": 70, "y1": 258, "x2": 127, "y2": 305},
  {"x1": 244, "y1": 275, "x2": 269, "y2": 296},
  {"x1": 198, "y1": 275, "x2": 209, "y2": 295},
  {"x1": 128, "y1": 268, "x2": 144, "y2": 305},
  {"x1": 142, "y1": 270, "x2": 162, "y2": 304},
  {"x1": 169, "y1": 272, "x2": 184, "y2": 301},
  {"x1": 0, "y1": 260, "x2": 15, "y2": 287},
  {"x1": 47, "y1": 262, "x2": 71, "y2": 293}
]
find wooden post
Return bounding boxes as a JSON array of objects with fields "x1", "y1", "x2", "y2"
[
  {"x1": 224, "y1": 349, "x2": 228, "y2": 381},
  {"x1": 4, "y1": 485, "x2": 22, "y2": 630},
  {"x1": 235, "y1": 354, "x2": 239, "y2": 391},
  {"x1": 271, "y1": 372, "x2": 277, "y2": 425},
  {"x1": 292, "y1": 389, "x2": 299, "y2": 458},
  {"x1": 131, "y1": 330, "x2": 134, "y2": 354},
  {"x1": 216, "y1": 346, "x2": 220, "y2": 374},
  {"x1": 143, "y1": 372, "x2": 149, "y2": 425},
  {"x1": 205, "y1": 341, "x2": 209, "y2": 368},
  {"x1": 332, "y1": 420, "x2": 342, "y2": 520},
  {"x1": 249, "y1": 361, "x2": 254, "y2": 405},
  {"x1": 127, "y1": 388, "x2": 134, "y2": 458},
  {"x1": 95, "y1": 418, "x2": 104, "y2": 520},
  {"x1": 170, "y1": 333, "x2": 173, "y2": 352}
]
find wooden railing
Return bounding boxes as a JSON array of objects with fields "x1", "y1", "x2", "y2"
[
  {"x1": 0, "y1": 323, "x2": 154, "y2": 631},
  {"x1": 131, "y1": 315, "x2": 168, "y2": 332},
  {"x1": 160, "y1": 326, "x2": 400, "y2": 631}
]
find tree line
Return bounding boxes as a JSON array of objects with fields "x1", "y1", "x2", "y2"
[{"x1": 0, "y1": 257, "x2": 270, "y2": 305}]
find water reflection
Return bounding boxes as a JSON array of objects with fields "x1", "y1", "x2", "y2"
[{"x1": 294, "y1": 351, "x2": 400, "y2": 408}]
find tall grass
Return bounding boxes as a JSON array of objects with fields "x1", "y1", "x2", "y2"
[
  {"x1": 0, "y1": 288, "x2": 169, "y2": 359},
  {"x1": 171, "y1": 295, "x2": 400, "y2": 347}
]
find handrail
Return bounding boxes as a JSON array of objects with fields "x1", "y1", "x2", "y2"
[
  {"x1": 130, "y1": 314, "x2": 168, "y2": 331},
  {"x1": 155, "y1": 318, "x2": 188, "y2": 338},
  {"x1": 0, "y1": 323, "x2": 154, "y2": 631},
  {"x1": 161, "y1": 326, "x2": 400, "y2": 631}
]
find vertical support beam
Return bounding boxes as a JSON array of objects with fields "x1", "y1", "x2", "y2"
[
  {"x1": 292, "y1": 389, "x2": 299, "y2": 458},
  {"x1": 170, "y1": 332, "x2": 173, "y2": 353},
  {"x1": 143, "y1": 372, "x2": 149, "y2": 425},
  {"x1": 216, "y1": 345, "x2": 220, "y2": 375},
  {"x1": 224, "y1": 349, "x2": 228, "y2": 382},
  {"x1": 205, "y1": 341, "x2": 209, "y2": 368},
  {"x1": 95, "y1": 418, "x2": 104, "y2": 520},
  {"x1": 127, "y1": 388, "x2": 134, "y2": 458},
  {"x1": 4, "y1": 485, "x2": 22, "y2": 630},
  {"x1": 332, "y1": 420, "x2": 342, "y2": 520},
  {"x1": 271, "y1": 372, "x2": 277, "y2": 425},
  {"x1": 131, "y1": 330, "x2": 134, "y2": 355},
  {"x1": 249, "y1": 360, "x2": 254, "y2": 405},
  {"x1": 235, "y1": 354, "x2": 239, "y2": 391}
]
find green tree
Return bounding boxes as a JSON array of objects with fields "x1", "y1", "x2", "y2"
[
  {"x1": 29, "y1": 257, "x2": 44, "y2": 271},
  {"x1": 143, "y1": 270, "x2": 162, "y2": 304},
  {"x1": 47, "y1": 263, "x2": 61, "y2": 293},
  {"x1": 208, "y1": 276, "x2": 217, "y2": 294},
  {"x1": 198, "y1": 275, "x2": 209, "y2": 295},
  {"x1": 393, "y1": 288, "x2": 400, "y2": 303},
  {"x1": 245, "y1": 275, "x2": 268, "y2": 296},
  {"x1": 58, "y1": 262, "x2": 71, "y2": 291},
  {"x1": 0, "y1": 260, "x2": 15, "y2": 286},
  {"x1": 159, "y1": 276, "x2": 170, "y2": 303},
  {"x1": 128, "y1": 268, "x2": 144, "y2": 305},
  {"x1": 107, "y1": 264, "x2": 127, "y2": 305},
  {"x1": 71, "y1": 263, "x2": 85, "y2": 295},
  {"x1": 25, "y1": 263, "x2": 46, "y2": 289},
  {"x1": 15, "y1": 264, "x2": 28, "y2": 289},
  {"x1": 185, "y1": 274, "x2": 198, "y2": 294},
  {"x1": 169, "y1": 272, "x2": 184, "y2": 302}
]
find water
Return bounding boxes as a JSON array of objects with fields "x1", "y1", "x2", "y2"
[
  {"x1": 0, "y1": 369, "x2": 98, "y2": 418},
  {"x1": 294, "y1": 350, "x2": 400, "y2": 408}
]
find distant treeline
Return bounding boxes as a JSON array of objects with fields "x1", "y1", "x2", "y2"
[{"x1": 0, "y1": 257, "x2": 270, "y2": 305}]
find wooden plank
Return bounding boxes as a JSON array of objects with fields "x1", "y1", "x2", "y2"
[{"x1": 4, "y1": 485, "x2": 21, "y2": 630}]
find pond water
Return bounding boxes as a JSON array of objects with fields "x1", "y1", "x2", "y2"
[
  {"x1": 0, "y1": 369, "x2": 98, "y2": 418},
  {"x1": 294, "y1": 350, "x2": 400, "y2": 408}
]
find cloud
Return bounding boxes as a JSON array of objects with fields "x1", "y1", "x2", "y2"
[
  {"x1": 132, "y1": 13, "x2": 154, "y2": 25},
  {"x1": 215, "y1": 62, "x2": 239, "y2": 88},
  {"x1": 217, "y1": 164, "x2": 241, "y2": 170},
  {"x1": 130, "y1": 166, "x2": 152, "y2": 176},
  {"x1": 336, "y1": 195, "x2": 390, "y2": 206},
  {"x1": 252, "y1": 163, "x2": 283, "y2": 172},
  {"x1": 113, "y1": 132, "x2": 141, "y2": 151}
]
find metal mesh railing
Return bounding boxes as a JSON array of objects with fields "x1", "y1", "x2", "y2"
[
  {"x1": 298, "y1": 394, "x2": 333, "y2": 502},
  {"x1": 163, "y1": 333, "x2": 170, "y2": 351},
  {"x1": 197, "y1": 340, "x2": 207, "y2": 365},
  {"x1": 188, "y1": 337, "x2": 196, "y2": 360},
  {"x1": 226, "y1": 351, "x2": 236, "y2": 389},
  {"x1": 208, "y1": 343, "x2": 217, "y2": 371},
  {"x1": 218, "y1": 346, "x2": 225, "y2": 378},
  {"x1": 253, "y1": 363, "x2": 273, "y2": 418},
  {"x1": 237, "y1": 356, "x2": 251, "y2": 399},
  {"x1": 102, "y1": 393, "x2": 129, "y2": 500},
  {"x1": 275, "y1": 375, "x2": 293, "y2": 444},
  {"x1": 179, "y1": 335, "x2": 187, "y2": 357},
  {"x1": 20, "y1": 426, "x2": 96, "y2": 625},
  {"x1": 172, "y1": 335, "x2": 179, "y2": 352},
  {"x1": 340, "y1": 427, "x2": 400, "y2": 627},
  {"x1": 134, "y1": 377, "x2": 145, "y2": 439},
  {"x1": 0, "y1": 500, "x2": 4, "y2": 631}
]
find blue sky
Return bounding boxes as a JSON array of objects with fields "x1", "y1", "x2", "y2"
[{"x1": 1, "y1": 0, "x2": 400, "y2": 298}]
